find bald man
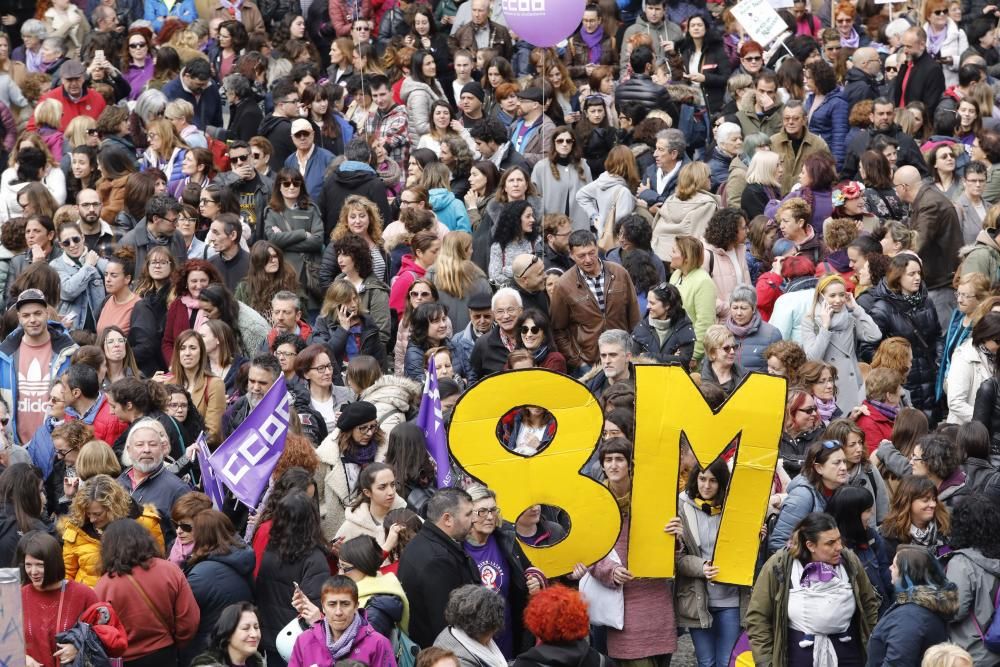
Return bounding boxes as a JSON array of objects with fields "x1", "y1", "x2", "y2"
[
  {"x1": 892, "y1": 27, "x2": 946, "y2": 115},
  {"x1": 892, "y1": 165, "x2": 963, "y2": 326},
  {"x1": 512, "y1": 253, "x2": 549, "y2": 313},
  {"x1": 844, "y1": 47, "x2": 882, "y2": 107}
]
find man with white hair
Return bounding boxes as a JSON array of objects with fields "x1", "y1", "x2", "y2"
[
  {"x1": 588, "y1": 330, "x2": 635, "y2": 397},
  {"x1": 708, "y1": 122, "x2": 743, "y2": 190},
  {"x1": 468, "y1": 287, "x2": 523, "y2": 383},
  {"x1": 116, "y1": 417, "x2": 190, "y2": 546}
]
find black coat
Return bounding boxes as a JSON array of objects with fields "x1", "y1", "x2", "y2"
[
  {"x1": 513, "y1": 640, "x2": 615, "y2": 667},
  {"x1": 468, "y1": 327, "x2": 512, "y2": 384},
  {"x1": 843, "y1": 67, "x2": 881, "y2": 108},
  {"x1": 780, "y1": 425, "x2": 824, "y2": 478},
  {"x1": 317, "y1": 166, "x2": 393, "y2": 239},
  {"x1": 669, "y1": 40, "x2": 731, "y2": 114},
  {"x1": 318, "y1": 238, "x2": 391, "y2": 286},
  {"x1": 841, "y1": 124, "x2": 928, "y2": 181},
  {"x1": 309, "y1": 312, "x2": 386, "y2": 368},
  {"x1": 973, "y1": 378, "x2": 1000, "y2": 462},
  {"x1": 0, "y1": 506, "x2": 55, "y2": 567},
  {"x1": 631, "y1": 312, "x2": 695, "y2": 366},
  {"x1": 129, "y1": 286, "x2": 169, "y2": 377},
  {"x1": 397, "y1": 521, "x2": 480, "y2": 648},
  {"x1": 860, "y1": 280, "x2": 941, "y2": 413},
  {"x1": 892, "y1": 50, "x2": 946, "y2": 116},
  {"x1": 865, "y1": 587, "x2": 958, "y2": 667},
  {"x1": 614, "y1": 75, "x2": 678, "y2": 121},
  {"x1": 225, "y1": 95, "x2": 265, "y2": 143},
  {"x1": 255, "y1": 546, "x2": 330, "y2": 662},
  {"x1": 494, "y1": 525, "x2": 535, "y2": 654}
]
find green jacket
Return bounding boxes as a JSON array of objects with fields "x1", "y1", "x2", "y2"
[
  {"x1": 669, "y1": 267, "x2": 716, "y2": 362},
  {"x1": 959, "y1": 230, "x2": 1000, "y2": 286},
  {"x1": 745, "y1": 548, "x2": 880, "y2": 667}
]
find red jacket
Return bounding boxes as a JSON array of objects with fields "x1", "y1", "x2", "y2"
[
  {"x1": 27, "y1": 86, "x2": 106, "y2": 132},
  {"x1": 857, "y1": 400, "x2": 895, "y2": 453},
  {"x1": 94, "y1": 558, "x2": 200, "y2": 662},
  {"x1": 92, "y1": 397, "x2": 128, "y2": 445}
]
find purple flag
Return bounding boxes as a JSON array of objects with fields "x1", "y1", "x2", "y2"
[
  {"x1": 196, "y1": 432, "x2": 226, "y2": 510},
  {"x1": 417, "y1": 356, "x2": 451, "y2": 487},
  {"x1": 208, "y1": 376, "x2": 291, "y2": 508}
]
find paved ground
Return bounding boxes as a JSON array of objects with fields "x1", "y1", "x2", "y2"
[{"x1": 674, "y1": 634, "x2": 696, "y2": 666}]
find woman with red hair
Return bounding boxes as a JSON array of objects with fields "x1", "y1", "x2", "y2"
[
  {"x1": 512, "y1": 586, "x2": 611, "y2": 667},
  {"x1": 161, "y1": 259, "x2": 223, "y2": 365}
]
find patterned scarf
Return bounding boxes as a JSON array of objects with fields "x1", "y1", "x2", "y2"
[
  {"x1": 726, "y1": 310, "x2": 760, "y2": 338},
  {"x1": 342, "y1": 440, "x2": 378, "y2": 466},
  {"x1": 219, "y1": 0, "x2": 243, "y2": 20},
  {"x1": 814, "y1": 396, "x2": 838, "y2": 425},
  {"x1": 909, "y1": 521, "x2": 938, "y2": 547},
  {"x1": 325, "y1": 612, "x2": 363, "y2": 660},
  {"x1": 869, "y1": 399, "x2": 900, "y2": 421}
]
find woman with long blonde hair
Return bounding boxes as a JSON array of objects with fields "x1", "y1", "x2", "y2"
[
  {"x1": 141, "y1": 118, "x2": 188, "y2": 193},
  {"x1": 427, "y1": 231, "x2": 490, "y2": 331},
  {"x1": 654, "y1": 161, "x2": 721, "y2": 261},
  {"x1": 62, "y1": 473, "x2": 164, "y2": 587}
]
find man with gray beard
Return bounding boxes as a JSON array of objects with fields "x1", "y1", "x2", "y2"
[{"x1": 116, "y1": 415, "x2": 190, "y2": 547}]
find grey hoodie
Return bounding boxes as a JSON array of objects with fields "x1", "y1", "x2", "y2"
[
  {"x1": 946, "y1": 548, "x2": 1000, "y2": 665},
  {"x1": 619, "y1": 14, "x2": 683, "y2": 70},
  {"x1": 575, "y1": 172, "x2": 636, "y2": 236}
]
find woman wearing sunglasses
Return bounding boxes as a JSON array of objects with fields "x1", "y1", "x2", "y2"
[
  {"x1": 766, "y1": 439, "x2": 850, "y2": 557},
  {"x1": 779, "y1": 387, "x2": 825, "y2": 480},
  {"x1": 62, "y1": 473, "x2": 166, "y2": 587},
  {"x1": 263, "y1": 168, "x2": 324, "y2": 308},
  {"x1": 513, "y1": 308, "x2": 566, "y2": 372},
  {"x1": 699, "y1": 324, "x2": 747, "y2": 395},
  {"x1": 51, "y1": 222, "x2": 107, "y2": 332}
]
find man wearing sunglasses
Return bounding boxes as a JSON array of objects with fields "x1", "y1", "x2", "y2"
[
  {"x1": 216, "y1": 140, "x2": 272, "y2": 240},
  {"x1": 285, "y1": 117, "x2": 333, "y2": 201}
]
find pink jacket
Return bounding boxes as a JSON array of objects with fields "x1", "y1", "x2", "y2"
[
  {"x1": 289, "y1": 617, "x2": 397, "y2": 667},
  {"x1": 703, "y1": 242, "x2": 752, "y2": 321}
]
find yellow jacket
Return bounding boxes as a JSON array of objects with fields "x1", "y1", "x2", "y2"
[
  {"x1": 62, "y1": 504, "x2": 165, "y2": 587},
  {"x1": 358, "y1": 572, "x2": 410, "y2": 633}
]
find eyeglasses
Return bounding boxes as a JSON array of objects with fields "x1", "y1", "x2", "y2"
[
  {"x1": 742, "y1": 55, "x2": 763, "y2": 62},
  {"x1": 521, "y1": 325, "x2": 541, "y2": 335},
  {"x1": 357, "y1": 423, "x2": 379, "y2": 433},
  {"x1": 554, "y1": 137, "x2": 574, "y2": 144},
  {"x1": 86, "y1": 128, "x2": 99, "y2": 136},
  {"x1": 835, "y1": 17, "x2": 852, "y2": 23},
  {"x1": 79, "y1": 202, "x2": 101, "y2": 209},
  {"x1": 797, "y1": 406, "x2": 818, "y2": 414},
  {"x1": 474, "y1": 506, "x2": 500, "y2": 518},
  {"x1": 172, "y1": 520, "x2": 193, "y2": 532},
  {"x1": 230, "y1": 153, "x2": 251, "y2": 162},
  {"x1": 147, "y1": 132, "x2": 159, "y2": 139},
  {"x1": 494, "y1": 307, "x2": 520, "y2": 316},
  {"x1": 280, "y1": 180, "x2": 301, "y2": 188},
  {"x1": 410, "y1": 290, "x2": 432, "y2": 298},
  {"x1": 129, "y1": 41, "x2": 147, "y2": 49},
  {"x1": 60, "y1": 236, "x2": 82, "y2": 247},
  {"x1": 721, "y1": 344, "x2": 737, "y2": 353},
  {"x1": 517, "y1": 255, "x2": 539, "y2": 278},
  {"x1": 275, "y1": 350, "x2": 296, "y2": 358},
  {"x1": 281, "y1": 97, "x2": 300, "y2": 105},
  {"x1": 933, "y1": 8, "x2": 948, "y2": 14},
  {"x1": 200, "y1": 198, "x2": 217, "y2": 205},
  {"x1": 293, "y1": 131, "x2": 313, "y2": 139},
  {"x1": 354, "y1": 25, "x2": 371, "y2": 31},
  {"x1": 309, "y1": 363, "x2": 334, "y2": 373},
  {"x1": 167, "y1": 402, "x2": 188, "y2": 410},
  {"x1": 54, "y1": 446, "x2": 76, "y2": 459},
  {"x1": 150, "y1": 259, "x2": 171, "y2": 267}
]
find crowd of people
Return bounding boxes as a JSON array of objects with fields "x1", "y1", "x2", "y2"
[{"x1": 7, "y1": 0, "x2": 1000, "y2": 664}]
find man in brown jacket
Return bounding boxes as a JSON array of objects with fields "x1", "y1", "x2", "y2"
[
  {"x1": 893, "y1": 165, "x2": 963, "y2": 327},
  {"x1": 451, "y1": 0, "x2": 512, "y2": 59},
  {"x1": 770, "y1": 100, "x2": 831, "y2": 195},
  {"x1": 550, "y1": 230, "x2": 641, "y2": 373}
]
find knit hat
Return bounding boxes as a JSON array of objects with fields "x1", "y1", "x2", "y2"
[
  {"x1": 337, "y1": 401, "x2": 378, "y2": 431},
  {"x1": 461, "y1": 81, "x2": 486, "y2": 103}
]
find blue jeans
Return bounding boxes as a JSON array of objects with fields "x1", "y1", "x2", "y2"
[{"x1": 689, "y1": 607, "x2": 741, "y2": 667}]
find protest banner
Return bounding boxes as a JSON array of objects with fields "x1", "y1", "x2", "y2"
[
  {"x1": 208, "y1": 377, "x2": 291, "y2": 508},
  {"x1": 449, "y1": 367, "x2": 786, "y2": 586},
  {"x1": 196, "y1": 432, "x2": 227, "y2": 510},
  {"x1": 731, "y1": 0, "x2": 789, "y2": 47}
]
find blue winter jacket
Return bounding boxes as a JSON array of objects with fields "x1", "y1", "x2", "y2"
[
  {"x1": 865, "y1": 585, "x2": 958, "y2": 667},
  {"x1": 0, "y1": 322, "x2": 78, "y2": 445},
  {"x1": 162, "y1": 77, "x2": 223, "y2": 131},
  {"x1": 144, "y1": 0, "x2": 199, "y2": 33},
  {"x1": 806, "y1": 87, "x2": 850, "y2": 171},
  {"x1": 429, "y1": 188, "x2": 471, "y2": 232},
  {"x1": 767, "y1": 475, "x2": 826, "y2": 556}
]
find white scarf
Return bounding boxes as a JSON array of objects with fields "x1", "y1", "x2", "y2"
[
  {"x1": 787, "y1": 560, "x2": 856, "y2": 667},
  {"x1": 449, "y1": 627, "x2": 507, "y2": 667}
]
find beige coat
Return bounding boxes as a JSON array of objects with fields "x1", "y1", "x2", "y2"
[
  {"x1": 333, "y1": 495, "x2": 410, "y2": 547},
  {"x1": 315, "y1": 431, "x2": 390, "y2": 541},
  {"x1": 652, "y1": 191, "x2": 720, "y2": 262}
]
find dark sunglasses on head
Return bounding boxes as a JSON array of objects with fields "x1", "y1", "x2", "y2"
[{"x1": 60, "y1": 236, "x2": 82, "y2": 247}]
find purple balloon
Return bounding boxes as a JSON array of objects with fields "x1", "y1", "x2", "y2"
[{"x1": 501, "y1": 0, "x2": 586, "y2": 47}]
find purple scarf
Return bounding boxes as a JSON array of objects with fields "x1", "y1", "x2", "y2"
[
  {"x1": 726, "y1": 310, "x2": 761, "y2": 339},
  {"x1": 839, "y1": 28, "x2": 859, "y2": 48},
  {"x1": 815, "y1": 396, "x2": 838, "y2": 424},
  {"x1": 800, "y1": 561, "x2": 839, "y2": 587},
  {"x1": 869, "y1": 399, "x2": 900, "y2": 421},
  {"x1": 927, "y1": 25, "x2": 947, "y2": 56},
  {"x1": 579, "y1": 25, "x2": 605, "y2": 63}
]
